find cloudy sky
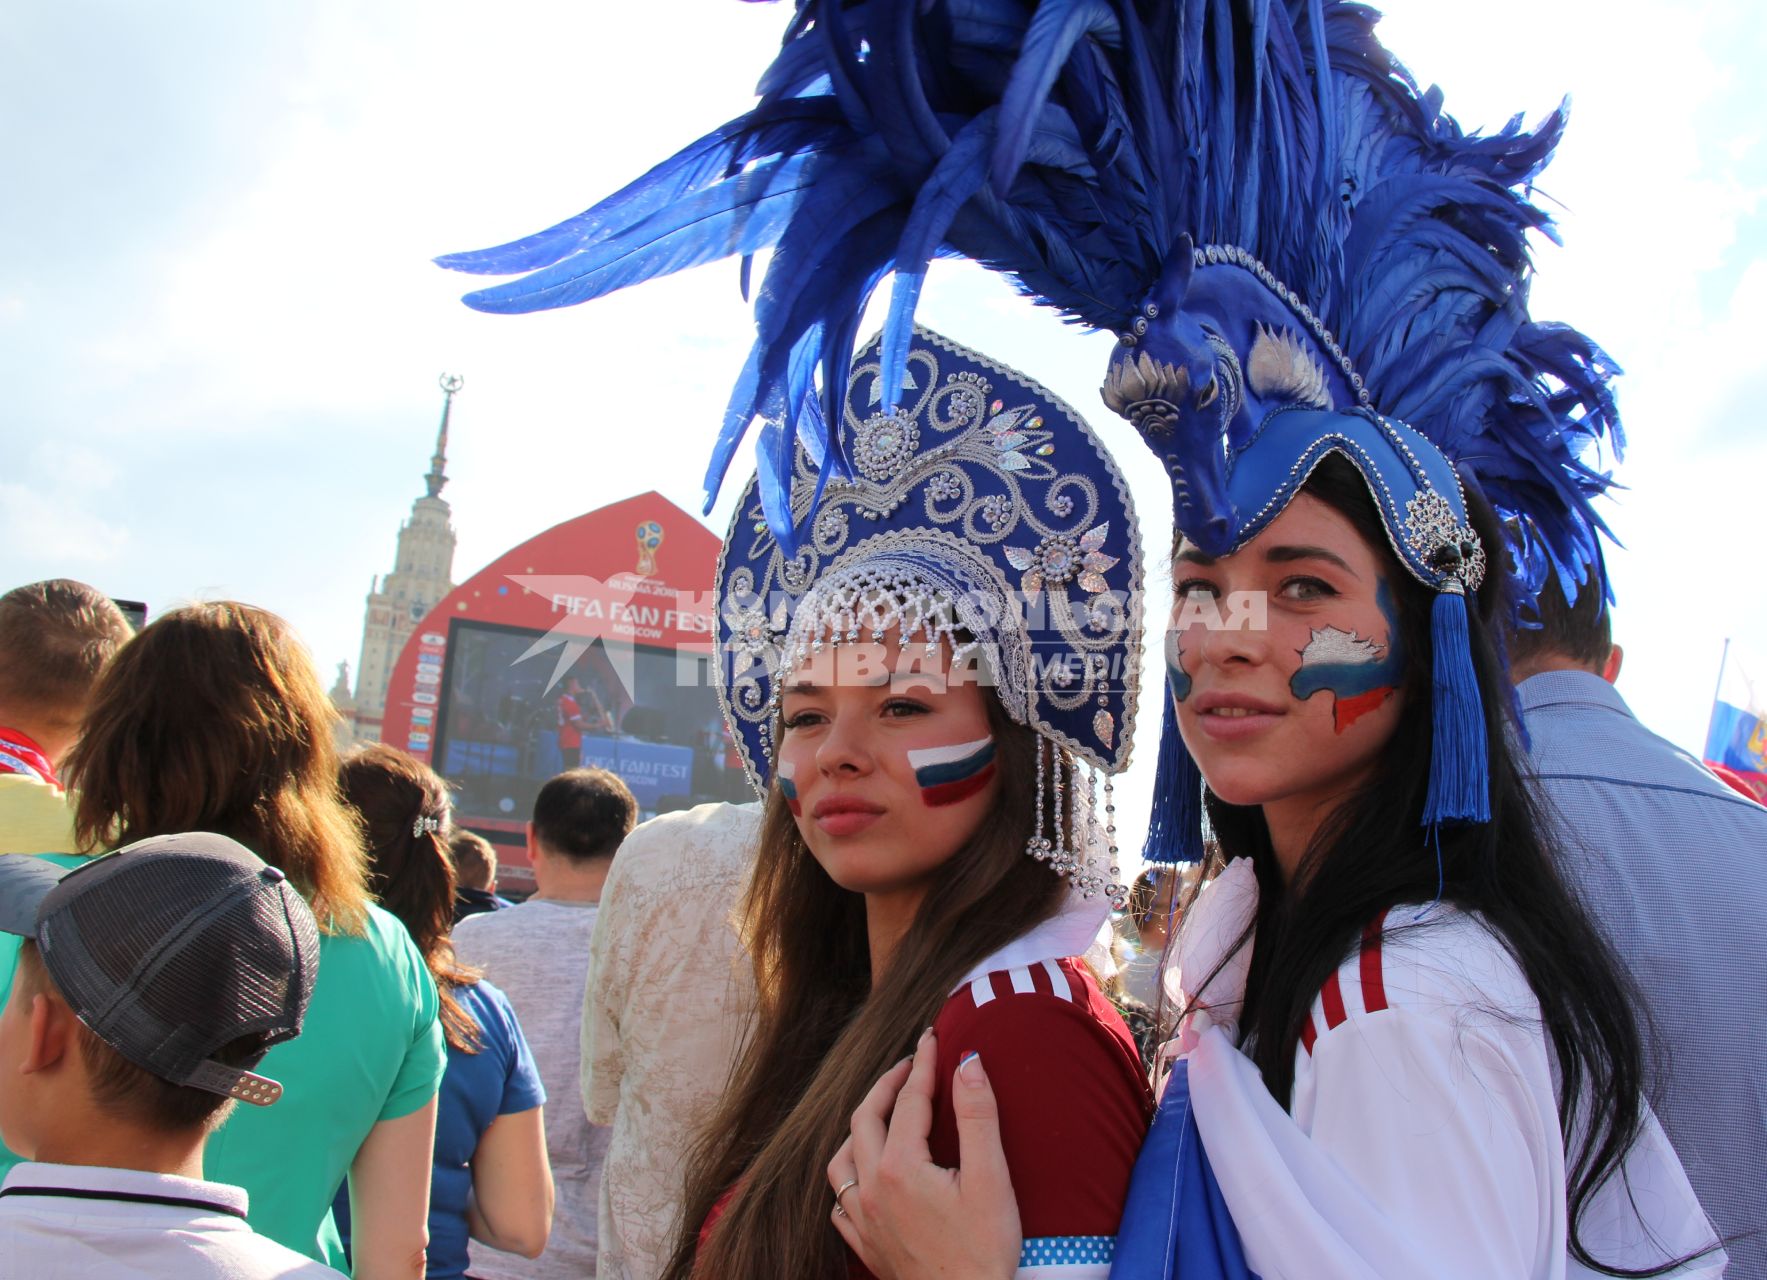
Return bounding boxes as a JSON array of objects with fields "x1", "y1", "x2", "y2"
[{"x1": 4, "y1": 1, "x2": 1763, "y2": 851}]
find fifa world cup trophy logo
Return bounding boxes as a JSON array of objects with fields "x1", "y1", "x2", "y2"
[{"x1": 635, "y1": 520, "x2": 665, "y2": 576}]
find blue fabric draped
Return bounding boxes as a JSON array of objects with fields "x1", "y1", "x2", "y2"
[{"x1": 1110, "y1": 1060, "x2": 1258, "y2": 1280}]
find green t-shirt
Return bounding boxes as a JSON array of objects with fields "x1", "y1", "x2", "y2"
[
  {"x1": 205, "y1": 903, "x2": 446, "y2": 1265},
  {"x1": 0, "y1": 883, "x2": 445, "y2": 1271}
]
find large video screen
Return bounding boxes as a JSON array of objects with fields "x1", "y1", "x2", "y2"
[{"x1": 433, "y1": 619, "x2": 753, "y2": 826}]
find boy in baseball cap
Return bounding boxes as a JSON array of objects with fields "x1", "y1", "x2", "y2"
[{"x1": 0, "y1": 831, "x2": 341, "y2": 1278}]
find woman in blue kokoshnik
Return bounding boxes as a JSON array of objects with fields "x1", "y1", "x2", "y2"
[
  {"x1": 657, "y1": 328, "x2": 1156, "y2": 1280},
  {"x1": 434, "y1": 0, "x2": 1732, "y2": 1274}
]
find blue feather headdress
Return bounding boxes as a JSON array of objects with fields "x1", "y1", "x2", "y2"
[{"x1": 439, "y1": 0, "x2": 1622, "y2": 858}]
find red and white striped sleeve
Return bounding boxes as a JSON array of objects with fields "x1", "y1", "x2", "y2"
[{"x1": 927, "y1": 957, "x2": 1152, "y2": 1279}]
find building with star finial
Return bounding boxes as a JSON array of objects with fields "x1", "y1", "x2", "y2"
[{"x1": 345, "y1": 374, "x2": 463, "y2": 745}]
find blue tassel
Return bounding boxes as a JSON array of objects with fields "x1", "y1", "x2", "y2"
[
  {"x1": 1421, "y1": 588, "x2": 1491, "y2": 826},
  {"x1": 1142, "y1": 696, "x2": 1207, "y2": 867}
]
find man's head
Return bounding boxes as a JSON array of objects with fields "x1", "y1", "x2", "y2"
[
  {"x1": 527, "y1": 768, "x2": 637, "y2": 887},
  {"x1": 0, "y1": 581, "x2": 133, "y2": 768},
  {"x1": 450, "y1": 829, "x2": 499, "y2": 894},
  {"x1": 0, "y1": 833, "x2": 319, "y2": 1156},
  {"x1": 1506, "y1": 572, "x2": 1623, "y2": 685}
]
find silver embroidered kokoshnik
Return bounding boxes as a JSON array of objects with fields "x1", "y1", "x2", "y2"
[{"x1": 714, "y1": 328, "x2": 1143, "y2": 905}]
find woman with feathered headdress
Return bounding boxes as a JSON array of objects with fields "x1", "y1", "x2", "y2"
[{"x1": 438, "y1": 2, "x2": 1725, "y2": 1274}]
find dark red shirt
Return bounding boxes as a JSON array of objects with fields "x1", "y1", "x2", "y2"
[{"x1": 704, "y1": 956, "x2": 1152, "y2": 1277}]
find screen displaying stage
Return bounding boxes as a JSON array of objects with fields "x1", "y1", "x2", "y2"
[{"x1": 432, "y1": 619, "x2": 753, "y2": 827}]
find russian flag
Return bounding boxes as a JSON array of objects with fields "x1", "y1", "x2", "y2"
[
  {"x1": 1111, "y1": 1059, "x2": 1259, "y2": 1279},
  {"x1": 1704, "y1": 642, "x2": 1767, "y2": 802}
]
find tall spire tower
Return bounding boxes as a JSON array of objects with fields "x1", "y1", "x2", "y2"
[
  {"x1": 427, "y1": 372, "x2": 462, "y2": 499},
  {"x1": 346, "y1": 374, "x2": 464, "y2": 745}
]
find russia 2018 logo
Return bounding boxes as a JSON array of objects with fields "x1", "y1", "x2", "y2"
[{"x1": 635, "y1": 520, "x2": 665, "y2": 575}]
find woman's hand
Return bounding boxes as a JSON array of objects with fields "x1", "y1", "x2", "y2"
[{"x1": 827, "y1": 1029, "x2": 1021, "y2": 1280}]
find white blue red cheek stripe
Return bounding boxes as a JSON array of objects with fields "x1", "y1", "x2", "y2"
[
  {"x1": 1289, "y1": 579, "x2": 1405, "y2": 732},
  {"x1": 776, "y1": 760, "x2": 801, "y2": 816},
  {"x1": 907, "y1": 737, "x2": 997, "y2": 807},
  {"x1": 1165, "y1": 629, "x2": 1191, "y2": 702}
]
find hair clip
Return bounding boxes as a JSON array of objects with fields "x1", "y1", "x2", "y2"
[{"x1": 412, "y1": 814, "x2": 441, "y2": 838}]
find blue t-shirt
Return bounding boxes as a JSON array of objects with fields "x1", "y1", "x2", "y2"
[{"x1": 336, "y1": 978, "x2": 545, "y2": 1279}]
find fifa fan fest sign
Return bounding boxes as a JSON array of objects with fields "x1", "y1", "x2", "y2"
[{"x1": 380, "y1": 492, "x2": 749, "y2": 884}]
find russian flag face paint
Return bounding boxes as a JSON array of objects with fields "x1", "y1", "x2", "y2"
[
  {"x1": 1165, "y1": 628, "x2": 1192, "y2": 704},
  {"x1": 1289, "y1": 580, "x2": 1406, "y2": 733},
  {"x1": 776, "y1": 760, "x2": 802, "y2": 816},
  {"x1": 906, "y1": 736, "x2": 997, "y2": 808}
]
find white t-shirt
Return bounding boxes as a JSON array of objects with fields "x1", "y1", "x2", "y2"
[
  {"x1": 0, "y1": 1162, "x2": 344, "y2": 1279},
  {"x1": 453, "y1": 897, "x2": 610, "y2": 1280}
]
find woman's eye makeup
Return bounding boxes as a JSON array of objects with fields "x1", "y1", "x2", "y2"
[
  {"x1": 1174, "y1": 577, "x2": 1221, "y2": 601},
  {"x1": 1277, "y1": 575, "x2": 1338, "y2": 601}
]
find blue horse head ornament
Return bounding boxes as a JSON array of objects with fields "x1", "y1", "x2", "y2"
[{"x1": 1102, "y1": 235, "x2": 1373, "y2": 558}]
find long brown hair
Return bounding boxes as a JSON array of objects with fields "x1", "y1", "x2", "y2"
[
  {"x1": 65, "y1": 601, "x2": 371, "y2": 936},
  {"x1": 340, "y1": 743, "x2": 483, "y2": 1053},
  {"x1": 666, "y1": 699, "x2": 1077, "y2": 1280}
]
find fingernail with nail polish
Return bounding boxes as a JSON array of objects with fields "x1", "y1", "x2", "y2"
[{"x1": 959, "y1": 1050, "x2": 982, "y2": 1081}]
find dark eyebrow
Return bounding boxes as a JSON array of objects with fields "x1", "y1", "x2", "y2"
[
  {"x1": 782, "y1": 672, "x2": 894, "y2": 692},
  {"x1": 1174, "y1": 547, "x2": 1216, "y2": 566},
  {"x1": 1263, "y1": 544, "x2": 1359, "y2": 577}
]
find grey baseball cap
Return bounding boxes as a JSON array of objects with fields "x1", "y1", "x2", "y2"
[{"x1": 0, "y1": 833, "x2": 320, "y2": 1106}]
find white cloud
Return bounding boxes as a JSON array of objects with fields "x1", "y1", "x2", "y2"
[{"x1": 0, "y1": 446, "x2": 130, "y2": 568}]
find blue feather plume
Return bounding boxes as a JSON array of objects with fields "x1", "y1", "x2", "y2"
[{"x1": 439, "y1": 0, "x2": 1622, "y2": 601}]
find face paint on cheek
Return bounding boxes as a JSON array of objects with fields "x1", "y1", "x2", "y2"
[
  {"x1": 1288, "y1": 580, "x2": 1406, "y2": 733},
  {"x1": 776, "y1": 760, "x2": 802, "y2": 817},
  {"x1": 1165, "y1": 629, "x2": 1192, "y2": 703},
  {"x1": 905, "y1": 736, "x2": 997, "y2": 808}
]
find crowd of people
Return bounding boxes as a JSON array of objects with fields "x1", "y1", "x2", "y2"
[{"x1": 0, "y1": 582, "x2": 718, "y2": 1278}]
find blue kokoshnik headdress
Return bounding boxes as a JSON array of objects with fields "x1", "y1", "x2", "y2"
[
  {"x1": 717, "y1": 326, "x2": 1144, "y2": 900},
  {"x1": 1106, "y1": 237, "x2": 1494, "y2": 861},
  {"x1": 439, "y1": 0, "x2": 1623, "y2": 867}
]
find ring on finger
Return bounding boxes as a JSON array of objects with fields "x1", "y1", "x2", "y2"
[{"x1": 834, "y1": 1177, "x2": 858, "y2": 1209}]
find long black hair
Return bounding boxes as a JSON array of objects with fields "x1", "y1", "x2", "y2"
[{"x1": 1193, "y1": 453, "x2": 1680, "y2": 1275}]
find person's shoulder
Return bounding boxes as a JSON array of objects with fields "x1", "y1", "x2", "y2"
[
  {"x1": 453, "y1": 897, "x2": 539, "y2": 937},
  {"x1": 459, "y1": 977, "x2": 523, "y2": 1036},
  {"x1": 322, "y1": 903, "x2": 432, "y2": 985},
  {"x1": 937, "y1": 956, "x2": 1128, "y2": 1049},
  {"x1": 608, "y1": 801, "x2": 761, "y2": 884},
  {"x1": 360, "y1": 901, "x2": 421, "y2": 950},
  {"x1": 1525, "y1": 674, "x2": 1765, "y2": 804},
  {"x1": 0, "y1": 775, "x2": 78, "y2": 855},
  {"x1": 229, "y1": 1230, "x2": 350, "y2": 1278},
  {"x1": 1299, "y1": 905, "x2": 1536, "y2": 1058}
]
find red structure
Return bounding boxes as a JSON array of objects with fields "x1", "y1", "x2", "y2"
[{"x1": 380, "y1": 492, "x2": 747, "y2": 886}]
